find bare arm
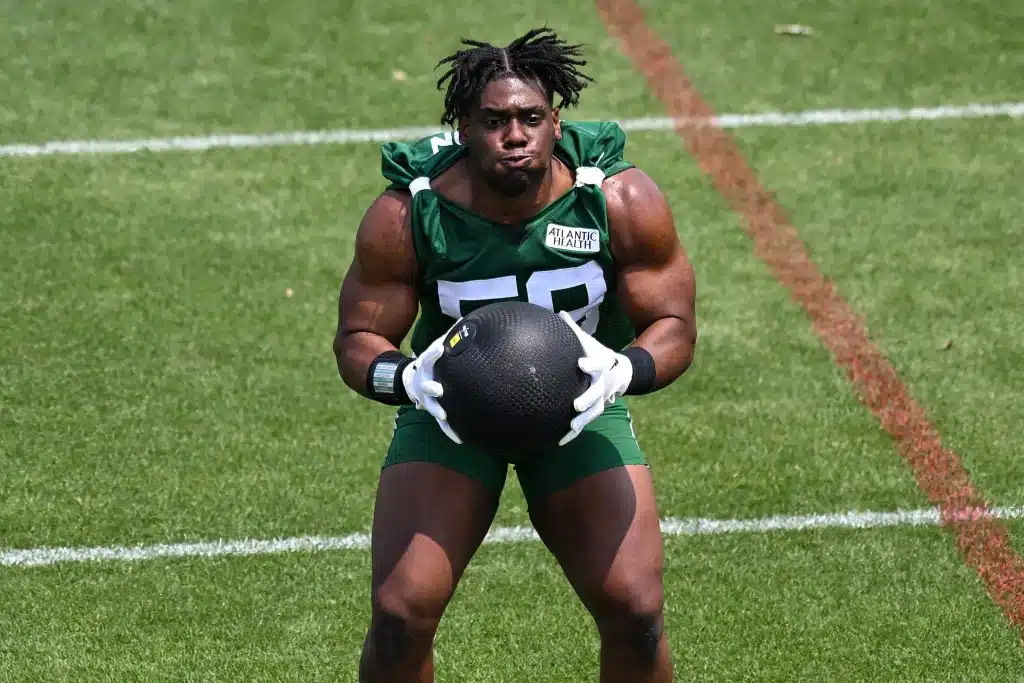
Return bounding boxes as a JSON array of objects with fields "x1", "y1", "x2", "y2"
[
  {"x1": 605, "y1": 167, "x2": 697, "y2": 390},
  {"x1": 333, "y1": 190, "x2": 419, "y2": 395}
]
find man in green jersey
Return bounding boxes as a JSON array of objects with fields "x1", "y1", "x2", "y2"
[{"x1": 334, "y1": 27, "x2": 697, "y2": 683}]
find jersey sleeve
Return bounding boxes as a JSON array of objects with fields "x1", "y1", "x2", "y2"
[
  {"x1": 380, "y1": 132, "x2": 465, "y2": 191},
  {"x1": 380, "y1": 140, "x2": 420, "y2": 191},
  {"x1": 556, "y1": 120, "x2": 635, "y2": 179},
  {"x1": 378, "y1": 134, "x2": 461, "y2": 259}
]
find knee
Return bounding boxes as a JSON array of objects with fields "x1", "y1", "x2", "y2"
[
  {"x1": 363, "y1": 609, "x2": 416, "y2": 671},
  {"x1": 362, "y1": 573, "x2": 451, "y2": 668},
  {"x1": 593, "y1": 575, "x2": 666, "y2": 664},
  {"x1": 614, "y1": 610, "x2": 665, "y2": 664}
]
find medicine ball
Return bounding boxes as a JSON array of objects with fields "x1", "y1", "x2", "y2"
[{"x1": 433, "y1": 301, "x2": 591, "y2": 462}]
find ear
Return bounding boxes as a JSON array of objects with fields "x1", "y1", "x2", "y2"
[
  {"x1": 457, "y1": 117, "x2": 470, "y2": 144},
  {"x1": 552, "y1": 107, "x2": 562, "y2": 140}
]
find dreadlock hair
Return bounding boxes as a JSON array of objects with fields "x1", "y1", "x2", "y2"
[{"x1": 435, "y1": 27, "x2": 594, "y2": 127}]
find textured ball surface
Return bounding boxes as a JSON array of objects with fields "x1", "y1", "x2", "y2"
[{"x1": 434, "y1": 301, "x2": 591, "y2": 461}]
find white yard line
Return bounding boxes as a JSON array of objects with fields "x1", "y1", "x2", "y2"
[
  {"x1": 4, "y1": 506, "x2": 1023, "y2": 568},
  {"x1": 2, "y1": 102, "x2": 1021, "y2": 158}
]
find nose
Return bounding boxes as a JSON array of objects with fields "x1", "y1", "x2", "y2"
[{"x1": 503, "y1": 120, "x2": 528, "y2": 148}]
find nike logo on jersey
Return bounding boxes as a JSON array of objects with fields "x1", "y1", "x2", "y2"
[{"x1": 545, "y1": 224, "x2": 600, "y2": 254}]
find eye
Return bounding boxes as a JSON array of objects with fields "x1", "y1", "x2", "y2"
[{"x1": 525, "y1": 114, "x2": 544, "y2": 126}]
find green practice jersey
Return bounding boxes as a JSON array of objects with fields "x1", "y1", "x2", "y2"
[{"x1": 380, "y1": 121, "x2": 637, "y2": 356}]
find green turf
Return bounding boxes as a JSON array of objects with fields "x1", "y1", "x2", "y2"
[
  {"x1": 0, "y1": 0, "x2": 659, "y2": 143},
  {"x1": 640, "y1": 0, "x2": 1024, "y2": 112},
  {"x1": 0, "y1": 148, "x2": 388, "y2": 548},
  {"x1": 2, "y1": 0, "x2": 1023, "y2": 680},
  {"x1": 1, "y1": 527, "x2": 1021, "y2": 682},
  {"x1": 731, "y1": 119, "x2": 1024, "y2": 508}
]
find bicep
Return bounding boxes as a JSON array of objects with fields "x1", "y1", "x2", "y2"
[
  {"x1": 337, "y1": 191, "x2": 419, "y2": 348},
  {"x1": 618, "y1": 239, "x2": 695, "y2": 333},
  {"x1": 608, "y1": 170, "x2": 696, "y2": 334}
]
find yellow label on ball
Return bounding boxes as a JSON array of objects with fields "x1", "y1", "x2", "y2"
[{"x1": 444, "y1": 321, "x2": 476, "y2": 357}]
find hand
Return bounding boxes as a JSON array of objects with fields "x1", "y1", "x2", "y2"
[
  {"x1": 401, "y1": 333, "x2": 462, "y2": 445},
  {"x1": 557, "y1": 311, "x2": 634, "y2": 446}
]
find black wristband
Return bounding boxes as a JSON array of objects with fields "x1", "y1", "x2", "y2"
[
  {"x1": 366, "y1": 350, "x2": 414, "y2": 405},
  {"x1": 622, "y1": 346, "x2": 657, "y2": 395}
]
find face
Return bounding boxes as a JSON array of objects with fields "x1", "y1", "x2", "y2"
[{"x1": 459, "y1": 76, "x2": 562, "y2": 198}]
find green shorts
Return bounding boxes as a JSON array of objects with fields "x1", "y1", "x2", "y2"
[{"x1": 382, "y1": 399, "x2": 647, "y2": 506}]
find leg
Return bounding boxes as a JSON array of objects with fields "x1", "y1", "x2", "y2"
[
  {"x1": 360, "y1": 460, "x2": 501, "y2": 682},
  {"x1": 530, "y1": 464, "x2": 670, "y2": 682},
  {"x1": 518, "y1": 403, "x2": 670, "y2": 682}
]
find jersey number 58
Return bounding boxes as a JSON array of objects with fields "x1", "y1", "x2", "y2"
[{"x1": 436, "y1": 261, "x2": 606, "y2": 335}]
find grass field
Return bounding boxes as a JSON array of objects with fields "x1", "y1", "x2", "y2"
[{"x1": 2, "y1": 0, "x2": 1023, "y2": 680}]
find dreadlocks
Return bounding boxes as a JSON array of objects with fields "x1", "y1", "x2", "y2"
[{"x1": 435, "y1": 27, "x2": 594, "y2": 127}]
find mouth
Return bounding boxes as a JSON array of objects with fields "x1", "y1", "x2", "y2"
[{"x1": 499, "y1": 154, "x2": 533, "y2": 169}]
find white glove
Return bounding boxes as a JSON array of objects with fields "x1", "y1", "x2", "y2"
[
  {"x1": 557, "y1": 310, "x2": 634, "y2": 446},
  {"x1": 401, "y1": 334, "x2": 462, "y2": 445}
]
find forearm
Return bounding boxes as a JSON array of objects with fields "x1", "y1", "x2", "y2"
[
  {"x1": 335, "y1": 331, "x2": 405, "y2": 396},
  {"x1": 627, "y1": 315, "x2": 696, "y2": 391}
]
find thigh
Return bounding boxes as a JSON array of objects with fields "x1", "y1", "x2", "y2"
[
  {"x1": 370, "y1": 460, "x2": 501, "y2": 616},
  {"x1": 374, "y1": 411, "x2": 506, "y2": 606},
  {"x1": 372, "y1": 411, "x2": 507, "y2": 613},
  {"x1": 527, "y1": 462, "x2": 665, "y2": 617}
]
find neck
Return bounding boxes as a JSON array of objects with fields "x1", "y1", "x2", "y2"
[{"x1": 469, "y1": 159, "x2": 569, "y2": 225}]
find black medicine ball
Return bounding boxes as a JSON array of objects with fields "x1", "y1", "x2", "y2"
[{"x1": 434, "y1": 301, "x2": 592, "y2": 462}]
